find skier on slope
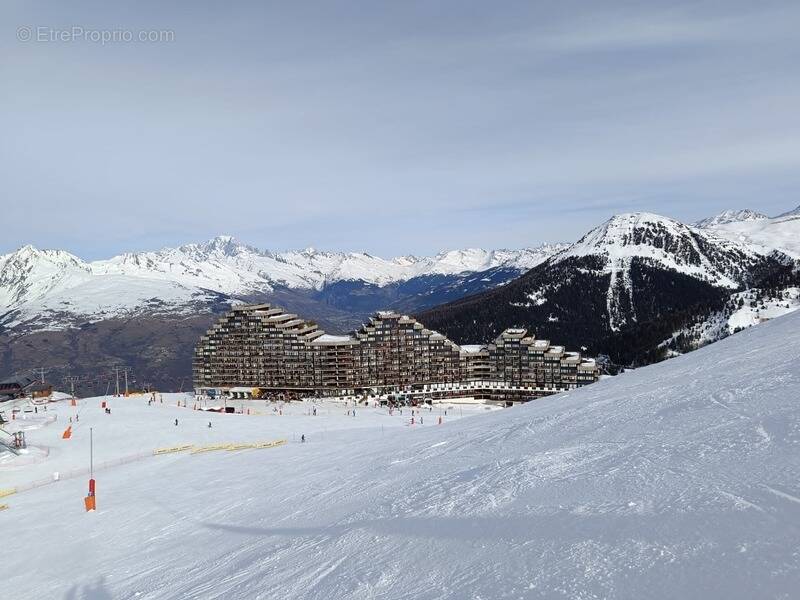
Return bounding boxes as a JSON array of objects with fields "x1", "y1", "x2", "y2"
[
  {"x1": 301, "y1": 434, "x2": 305, "y2": 443},
  {"x1": 208, "y1": 421, "x2": 212, "y2": 428},
  {"x1": 175, "y1": 418, "x2": 178, "y2": 426}
]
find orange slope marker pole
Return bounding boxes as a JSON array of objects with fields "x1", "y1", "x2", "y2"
[{"x1": 85, "y1": 427, "x2": 96, "y2": 511}]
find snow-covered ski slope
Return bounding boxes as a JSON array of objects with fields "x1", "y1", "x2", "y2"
[
  {"x1": 3, "y1": 311, "x2": 800, "y2": 599},
  {"x1": 0, "y1": 396, "x2": 496, "y2": 489}
]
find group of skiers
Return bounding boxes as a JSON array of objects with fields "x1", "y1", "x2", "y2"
[
  {"x1": 170, "y1": 415, "x2": 311, "y2": 445},
  {"x1": 164, "y1": 397, "x2": 447, "y2": 446}
]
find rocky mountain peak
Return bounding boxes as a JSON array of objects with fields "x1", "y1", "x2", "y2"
[{"x1": 195, "y1": 235, "x2": 252, "y2": 258}]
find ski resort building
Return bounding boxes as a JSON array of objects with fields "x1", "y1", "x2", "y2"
[
  {"x1": 0, "y1": 375, "x2": 52, "y2": 402},
  {"x1": 193, "y1": 304, "x2": 599, "y2": 403}
]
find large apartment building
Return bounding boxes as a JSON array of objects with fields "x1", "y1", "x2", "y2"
[{"x1": 193, "y1": 304, "x2": 599, "y2": 402}]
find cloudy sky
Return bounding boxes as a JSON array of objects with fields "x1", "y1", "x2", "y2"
[{"x1": 2, "y1": 1, "x2": 799, "y2": 259}]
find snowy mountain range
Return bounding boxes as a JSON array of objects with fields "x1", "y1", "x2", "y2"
[
  {"x1": 420, "y1": 207, "x2": 800, "y2": 367},
  {"x1": 559, "y1": 211, "x2": 766, "y2": 291},
  {"x1": 1, "y1": 205, "x2": 798, "y2": 390},
  {"x1": 0, "y1": 239, "x2": 562, "y2": 332},
  {"x1": 695, "y1": 207, "x2": 800, "y2": 258},
  {"x1": 692, "y1": 208, "x2": 767, "y2": 228},
  {"x1": 96, "y1": 237, "x2": 560, "y2": 291}
]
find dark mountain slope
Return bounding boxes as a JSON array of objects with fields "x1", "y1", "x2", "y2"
[{"x1": 418, "y1": 213, "x2": 794, "y2": 366}]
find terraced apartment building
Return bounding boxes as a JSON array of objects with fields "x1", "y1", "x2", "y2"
[{"x1": 193, "y1": 304, "x2": 599, "y2": 402}]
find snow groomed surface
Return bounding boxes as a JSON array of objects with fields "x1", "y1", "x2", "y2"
[{"x1": 2, "y1": 310, "x2": 800, "y2": 599}]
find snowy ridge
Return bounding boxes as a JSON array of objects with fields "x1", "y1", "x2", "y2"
[
  {"x1": 701, "y1": 210, "x2": 800, "y2": 258},
  {"x1": 775, "y1": 204, "x2": 800, "y2": 218},
  {"x1": 0, "y1": 238, "x2": 563, "y2": 330},
  {"x1": 0, "y1": 246, "x2": 91, "y2": 308},
  {"x1": 552, "y1": 212, "x2": 768, "y2": 331},
  {"x1": 0, "y1": 246, "x2": 219, "y2": 330},
  {"x1": 556, "y1": 212, "x2": 760, "y2": 287},
  {"x1": 693, "y1": 209, "x2": 767, "y2": 228},
  {"x1": 94, "y1": 238, "x2": 563, "y2": 290}
]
